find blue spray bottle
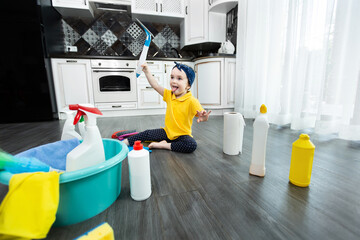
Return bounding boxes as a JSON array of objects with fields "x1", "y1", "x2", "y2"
[{"x1": 135, "y1": 18, "x2": 154, "y2": 78}]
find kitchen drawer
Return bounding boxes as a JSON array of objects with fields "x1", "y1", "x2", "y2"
[
  {"x1": 95, "y1": 102, "x2": 137, "y2": 111},
  {"x1": 141, "y1": 61, "x2": 164, "y2": 73},
  {"x1": 137, "y1": 72, "x2": 164, "y2": 85},
  {"x1": 137, "y1": 85, "x2": 164, "y2": 109},
  {"x1": 91, "y1": 59, "x2": 136, "y2": 69}
]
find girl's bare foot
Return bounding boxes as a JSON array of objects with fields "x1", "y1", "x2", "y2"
[
  {"x1": 148, "y1": 140, "x2": 171, "y2": 150},
  {"x1": 123, "y1": 139, "x2": 129, "y2": 146}
]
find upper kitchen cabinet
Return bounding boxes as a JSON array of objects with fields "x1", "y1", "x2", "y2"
[
  {"x1": 181, "y1": 0, "x2": 208, "y2": 45},
  {"x1": 52, "y1": 0, "x2": 94, "y2": 18},
  {"x1": 181, "y1": 0, "x2": 226, "y2": 48},
  {"x1": 208, "y1": 0, "x2": 238, "y2": 13},
  {"x1": 131, "y1": 0, "x2": 184, "y2": 24}
]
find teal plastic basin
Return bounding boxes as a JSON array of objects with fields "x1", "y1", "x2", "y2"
[{"x1": 0, "y1": 138, "x2": 128, "y2": 226}]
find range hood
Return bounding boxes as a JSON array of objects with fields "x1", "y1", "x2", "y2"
[{"x1": 89, "y1": 0, "x2": 131, "y2": 13}]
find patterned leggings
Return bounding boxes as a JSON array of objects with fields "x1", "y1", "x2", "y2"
[{"x1": 127, "y1": 128, "x2": 197, "y2": 153}]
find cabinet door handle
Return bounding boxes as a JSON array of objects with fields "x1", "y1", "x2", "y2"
[
  {"x1": 156, "y1": 3, "x2": 158, "y2": 12},
  {"x1": 84, "y1": 0, "x2": 87, "y2": 6},
  {"x1": 93, "y1": 70, "x2": 134, "y2": 73},
  {"x1": 209, "y1": 0, "x2": 211, "y2": 6},
  {"x1": 146, "y1": 86, "x2": 153, "y2": 89},
  {"x1": 185, "y1": 6, "x2": 188, "y2": 15},
  {"x1": 160, "y1": 3, "x2": 162, "y2": 12},
  {"x1": 66, "y1": 60, "x2": 77, "y2": 63},
  {"x1": 112, "y1": 105, "x2": 122, "y2": 108},
  {"x1": 148, "y1": 61, "x2": 154, "y2": 64}
]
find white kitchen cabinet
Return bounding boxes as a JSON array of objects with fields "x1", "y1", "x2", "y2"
[
  {"x1": 181, "y1": 0, "x2": 226, "y2": 47},
  {"x1": 224, "y1": 58, "x2": 236, "y2": 107},
  {"x1": 138, "y1": 72, "x2": 163, "y2": 85},
  {"x1": 137, "y1": 72, "x2": 164, "y2": 109},
  {"x1": 95, "y1": 102, "x2": 137, "y2": 111},
  {"x1": 132, "y1": 0, "x2": 184, "y2": 23},
  {"x1": 182, "y1": 0, "x2": 208, "y2": 45},
  {"x1": 51, "y1": 59, "x2": 94, "y2": 116},
  {"x1": 53, "y1": 0, "x2": 89, "y2": 8},
  {"x1": 52, "y1": 0, "x2": 94, "y2": 18},
  {"x1": 195, "y1": 58, "x2": 223, "y2": 106},
  {"x1": 161, "y1": 0, "x2": 184, "y2": 16},
  {"x1": 132, "y1": 0, "x2": 157, "y2": 14},
  {"x1": 209, "y1": 0, "x2": 238, "y2": 13},
  {"x1": 144, "y1": 61, "x2": 164, "y2": 73},
  {"x1": 194, "y1": 57, "x2": 235, "y2": 108},
  {"x1": 138, "y1": 85, "x2": 164, "y2": 109},
  {"x1": 137, "y1": 61, "x2": 165, "y2": 109}
]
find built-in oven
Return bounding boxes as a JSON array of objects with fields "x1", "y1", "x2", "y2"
[{"x1": 91, "y1": 59, "x2": 137, "y2": 110}]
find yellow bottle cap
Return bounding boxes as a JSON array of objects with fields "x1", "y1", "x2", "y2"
[
  {"x1": 260, "y1": 104, "x2": 267, "y2": 114},
  {"x1": 299, "y1": 134, "x2": 310, "y2": 140}
]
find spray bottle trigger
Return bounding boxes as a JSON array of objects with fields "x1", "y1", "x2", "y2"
[{"x1": 73, "y1": 111, "x2": 85, "y2": 125}]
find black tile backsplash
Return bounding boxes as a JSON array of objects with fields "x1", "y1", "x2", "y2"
[
  {"x1": 62, "y1": 12, "x2": 183, "y2": 57},
  {"x1": 60, "y1": 6, "x2": 238, "y2": 58}
]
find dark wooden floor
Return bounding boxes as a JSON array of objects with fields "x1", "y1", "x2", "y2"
[{"x1": 0, "y1": 115, "x2": 359, "y2": 240}]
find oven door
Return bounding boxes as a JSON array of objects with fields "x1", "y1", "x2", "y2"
[{"x1": 92, "y1": 69, "x2": 137, "y2": 103}]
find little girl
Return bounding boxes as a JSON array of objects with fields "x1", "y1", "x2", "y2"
[{"x1": 123, "y1": 62, "x2": 211, "y2": 153}]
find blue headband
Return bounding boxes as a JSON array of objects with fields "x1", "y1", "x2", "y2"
[{"x1": 173, "y1": 61, "x2": 195, "y2": 87}]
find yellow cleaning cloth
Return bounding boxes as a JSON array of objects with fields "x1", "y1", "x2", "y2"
[
  {"x1": 76, "y1": 222, "x2": 114, "y2": 240},
  {"x1": 0, "y1": 171, "x2": 60, "y2": 239}
]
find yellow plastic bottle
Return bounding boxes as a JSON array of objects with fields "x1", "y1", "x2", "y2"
[{"x1": 289, "y1": 134, "x2": 315, "y2": 187}]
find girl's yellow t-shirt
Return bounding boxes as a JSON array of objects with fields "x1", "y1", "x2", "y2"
[{"x1": 163, "y1": 89, "x2": 204, "y2": 140}]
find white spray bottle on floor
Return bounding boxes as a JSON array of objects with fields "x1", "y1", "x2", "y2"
[
  {"x1": 66, "y1": 104, "x2": 105, "y2": 172},
  {"x1": 249, "y1": 104, "x2": 269, "y2": 177},
  {"x1": 61, "y1": 111, "x2": 82, "y2": 141}
]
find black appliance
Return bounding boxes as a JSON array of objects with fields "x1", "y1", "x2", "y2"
[{"x1": 0, "y1": 0, "x2": 63, "y2": 123}]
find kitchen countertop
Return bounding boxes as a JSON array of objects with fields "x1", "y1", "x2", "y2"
[
  {"x1": 49, "y1": 54, "x2": 194, "y2": 62},
  {"x1": 49, "y1": 53, "x2": 236, "y2": 62},
  {"x1": 193, "y1": 53, "x2": 236, "y2": 61}
]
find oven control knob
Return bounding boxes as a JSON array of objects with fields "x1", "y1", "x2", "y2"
[
  {"x1": 126, "y1": 63, "x2": 129, "y2": 66},
  {"x1": 98, "y1": 63, "x2": 101, "y2": 66}
]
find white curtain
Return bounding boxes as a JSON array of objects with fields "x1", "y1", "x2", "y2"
[{"x1": 235, "y1": 0, "x2": 360, "y2": 140}]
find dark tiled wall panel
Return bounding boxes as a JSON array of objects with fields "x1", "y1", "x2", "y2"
[{"x1": 62, "y1": 12, "x2": 180, "y2": 57}]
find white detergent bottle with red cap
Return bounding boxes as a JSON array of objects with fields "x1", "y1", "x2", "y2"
[
  {"x1": 249, "y1": 104, "x2": 269, "y2": 177},
  {"x1": 66, "y1": 104, "x2": 105, "y2": 172},
  {"x1": 128, "y1": 141, "x2": 152, "y2": 201},
  {"x1": 61, "y1": 111, "x2": 82, "y2": 141}
]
